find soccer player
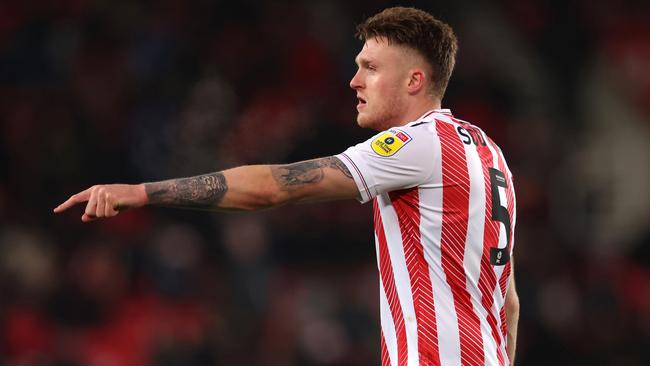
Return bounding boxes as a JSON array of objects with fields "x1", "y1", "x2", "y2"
[{"x1": 54, "y1": 7, "x2": 519, "y2": 366}]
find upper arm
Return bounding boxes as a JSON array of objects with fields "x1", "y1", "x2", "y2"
[
  {"x1": 337, "y1": 126, "x2": 435, "y2": 202},
  {"x1": 270, "y1": 156, "x2": 361, "y2": 204}
]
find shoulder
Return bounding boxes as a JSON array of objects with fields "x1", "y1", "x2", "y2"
[
  {"x1": 402, "y1": 109, "x2": 458, "y2": 131},
  {"x1": 367, "y1": 127, "x2": 416, "y2": 158},
  {"x1": 396, "y1": 111, "x2": 456, "y2": 143}
]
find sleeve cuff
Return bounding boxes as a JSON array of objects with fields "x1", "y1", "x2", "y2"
[{"x1": 336, "y1": 152, "x2": 374, "y2": 204}]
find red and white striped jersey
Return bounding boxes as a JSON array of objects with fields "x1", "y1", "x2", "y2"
[{"x1": 337, "y1": 109, "x2": 516, "y2": 366}]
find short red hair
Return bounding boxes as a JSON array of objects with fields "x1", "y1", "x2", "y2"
[{"x1": 356, "y1": 7, "x2": 458, "y2": 99}]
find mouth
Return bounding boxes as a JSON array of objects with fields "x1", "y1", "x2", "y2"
[{"x1": 356, "y1": 96, "x2": 367, "y2": 110}]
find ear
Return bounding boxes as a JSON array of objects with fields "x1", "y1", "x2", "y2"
[{"x1": 406, "y1": 69, "x2": 427, "y2": 95}]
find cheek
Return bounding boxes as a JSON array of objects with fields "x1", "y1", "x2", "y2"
[
  {"x1": 368, "y1": 77, "x2": 390, "y2": 100},
  {"x1": 373, "y1": 73, "x2": 402, "y2": 97}
]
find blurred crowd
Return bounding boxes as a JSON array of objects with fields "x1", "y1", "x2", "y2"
[{"x1": 0, "y1": 0, "x2": 648, "y2": 365}]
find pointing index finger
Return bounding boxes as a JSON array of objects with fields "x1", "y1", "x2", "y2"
[{"x1": 53, "y1": 188, "x2": 92, "y2": 213}]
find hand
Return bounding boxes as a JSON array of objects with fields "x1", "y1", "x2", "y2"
[{"x1": 53, "y1": 184, "x2": 148, "y2": 222}]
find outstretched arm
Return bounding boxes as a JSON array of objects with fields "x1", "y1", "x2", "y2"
[
  {"x1": 505, "y1": 259, "x2": 520, "y2": 365},
  {"x1": 53, "y1": 156, "x2": 359, "y2": 222}
]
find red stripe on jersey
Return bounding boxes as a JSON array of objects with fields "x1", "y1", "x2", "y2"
[
  {"x1": 374, "y1": 199, "x2": 408, "y2": 366},
  {"x1": 500, "y1": 263, "x2": 511, "y2": 346},
  {"x1": 475, "y1": 134, "x2": 507, "y2": 366},
  {"x1": 389, "y1": 188, "x2": 441, "y2": 366},
  {"x1": 436, "y1": 120, "x2": 485, "y2": 366},
  {"x1": 500, "y1": 177, "x2": 514, "y2": 345},
  {"x1": 500, "y1": 306, "x2": 508, "y2": 354},
  {"x1": 381, "y1": 330, "x2": 390, "y2": 366}
]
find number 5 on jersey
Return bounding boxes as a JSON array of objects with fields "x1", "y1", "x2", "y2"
[{"x1": 489, "y1": 168, "x2": 511, "y2": 266}]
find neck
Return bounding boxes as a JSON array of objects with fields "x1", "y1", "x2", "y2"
[{"x1": 394, "y1": 98, "x2": 442, "y2": 127}]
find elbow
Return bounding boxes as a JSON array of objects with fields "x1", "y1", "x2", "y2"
[
  {"x1": 506, "y1": 290, "x2": 520, "y2": 316},
  {"x1": 240, "y1": 189, "x2": 289, "y2": 211}
]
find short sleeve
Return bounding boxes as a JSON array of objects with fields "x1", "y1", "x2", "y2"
[{"x1": 336, "y1": 126, "x2": 434, "y2": 203}]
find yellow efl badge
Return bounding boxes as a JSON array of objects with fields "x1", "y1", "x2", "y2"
[{"x1": 371, "y1": 129, "x2": 412, "y2": 157}]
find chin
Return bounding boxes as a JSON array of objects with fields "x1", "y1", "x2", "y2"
[
  {"x1": 356, "y1": 113, "x2": 378, "y2": 130},
  {"x1": 357, "y1": 114, "x2": 388, "y2": 131},
  {"x1": 356, "y1": 117, "x2": 369, "y2": 129}
]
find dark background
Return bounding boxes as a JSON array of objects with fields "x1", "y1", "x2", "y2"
[{"x1": 1, "y1": 0, "x2": 648, "y2": 365}]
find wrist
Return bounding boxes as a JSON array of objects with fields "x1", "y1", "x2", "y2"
[{"x1": 137, "y1": 183, "x2": 149, "y2": 206}]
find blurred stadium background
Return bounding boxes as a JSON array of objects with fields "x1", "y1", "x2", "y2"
[{"x1": 0, "y1": 0, "x2": 648, "y2": 365}]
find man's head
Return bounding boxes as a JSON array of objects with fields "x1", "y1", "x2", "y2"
[{"x1": 350, "y1": 7, "x2": 458, "y2": 130}]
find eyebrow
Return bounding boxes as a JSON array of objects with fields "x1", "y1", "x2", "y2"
[{"x1": 355, "y1": 56, "x2": 373, "y2": 68}]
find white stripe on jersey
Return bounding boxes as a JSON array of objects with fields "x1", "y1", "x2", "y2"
[
  {"x1": 377, "y1": 194, "x2": 420, "y2": 365},
  {"x1": 418, "y1": 136, "x2": 462, "y2": 366},
  {"x1": 380, "y1": 278, "x2": 398, "y2": 366},
  {"x1": 461, "y1": 121, "x2": 500, "y2": 366}
]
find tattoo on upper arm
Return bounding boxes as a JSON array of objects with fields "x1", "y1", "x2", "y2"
[
  {"x1": 328, "y1": 157, "x2": 354, "y2": 179},
  {"x1": 145, "y1": 172, "x2": 228, "y2": 208},
  {"x1": 271, "y1": 156, "x2": 353, "y2": 189}
]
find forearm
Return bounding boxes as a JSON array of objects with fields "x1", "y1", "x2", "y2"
[
  {"x1": 143, "y1": 157, "x2": 356, "y2": 211},
  {"x1": 144, "y1": 171, "x2": 228, "y2": 209},
  {"x1": 505, "y1": 272, "x2": 520, "y2": 365},
  {"x1": 144, "y1": 165, "x2": 279, "y2": 211},
  {"x1": 506, "y1": 299, "x2": 519, "y2": 364}
]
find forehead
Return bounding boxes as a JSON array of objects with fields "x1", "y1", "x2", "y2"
[{"x1": 355, "y1": 37, "x2": 403, "y2": 64}]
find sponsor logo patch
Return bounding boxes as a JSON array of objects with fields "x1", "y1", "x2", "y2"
[
  {"x1": 371, "y1": 129, "x2": 412, "y2": 156},
  {"x1": 395, "y1": 131, "x2": 409, "y2": 142}
]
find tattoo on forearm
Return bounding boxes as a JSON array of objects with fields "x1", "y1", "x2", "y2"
[
  {"x1": 271, "y1": 156, "x2": 353, "y2": 189},
  {"x1": 145, "y1": 172, "x2": 228, "y2": 208}
]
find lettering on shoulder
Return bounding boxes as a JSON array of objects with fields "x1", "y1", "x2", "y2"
[{"x1": 456, "y1": 124, "x2": 487, "y2": 146}]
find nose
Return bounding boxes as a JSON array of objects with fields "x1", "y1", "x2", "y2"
[{"x1": 350, "y1": 69, "x2": 363, "y2": 90}]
